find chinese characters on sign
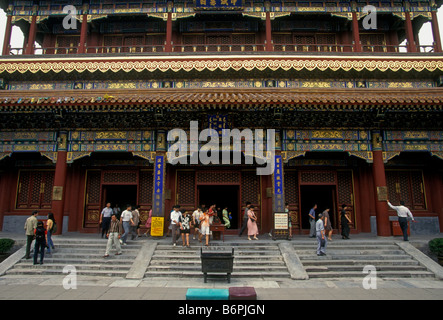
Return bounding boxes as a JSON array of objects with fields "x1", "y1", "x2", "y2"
[
  {"x1": 274, "y1": 213, "x2": 289, "y2": 230},
  {"x1": 151, "y1": 155, "x2": 165, "y2": 236},
  {"x1": 208, "y1": 114, "x2": 229, "y2": 136},
  {"x1": 273, "y1": 155, "x2": 285, "y2": 212},
  {"x1": 196, "y1": 0, "x2": 243, "y2": 10}
]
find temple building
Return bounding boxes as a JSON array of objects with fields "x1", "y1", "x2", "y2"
[{"x1": 0, "y1": 0, "x2": 442, "y2": 237}]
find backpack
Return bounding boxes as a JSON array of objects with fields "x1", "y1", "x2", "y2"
[
  {"x1": 51, "y1": 222, "x2": 57, "y2": 234},
  {"x1": 35, "y1": 226, "x2": 46, "y2": 242}
]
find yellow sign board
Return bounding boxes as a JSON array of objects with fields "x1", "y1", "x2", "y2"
[{"x1": 151, "y1": 217, "x2": 164, "y2": 237}]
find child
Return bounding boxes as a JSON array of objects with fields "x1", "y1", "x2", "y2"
[
  {"x1": 34, "y1": 221, "x2": 47, "y2": 265},
  {"x1": 180, "y1": 211, "x2": 192, "y2": 248}
]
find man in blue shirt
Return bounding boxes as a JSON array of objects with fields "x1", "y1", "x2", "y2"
[{"x1": 309, "y1": 204, "x2": 317, "y2": 238}]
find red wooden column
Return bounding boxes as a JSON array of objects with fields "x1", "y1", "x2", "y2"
[
  {"x1": 78, "y1": 14, "x2": 88, "y2": 54},
  {"x1": 371, "y1": 131, "x2": 391, "y2": 236},
  {"x1": 165, "y1": 1, "x2": 173, "y2": 52},
  {"x1": 2, "y1": 14, "x2": 13, "y2": 56},
  {"x1": 25, "y1": 14, "x2": 37, "y2": 55},
  {"x1": 352, "y1": 12, "x2": 361, "y2": 52},
  {"x1": 51, "y1": 132, "x2": 68, "y2": 234},
  {"x1": 405, "y1": 12, "x2": 417, "y2": 52},
  {"x1": 165, "y1": 12, "x2": 173, "y2": 52},
  {"x1": 431, "y1": 10, "x2": 442, "y2": 53},
  {"x1": 265, "y1": 12, "x2": 273, "y2": 51}
]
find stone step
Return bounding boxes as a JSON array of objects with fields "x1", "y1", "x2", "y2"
[
  {"x1": 155, "y1": 248, "x2": 278, "y2": 256},
  {"x1": 156, "y1": 244, "x2": 280, "y2": 250},
  {"x1": 301, "y1": 259, "x2": 421, "y2": 266},
  {"x1": 307, "y1": 271, "x2": 435, "y2": 279},
  {"x1": 149, "y1": 259, "x2": 286, "y2": 265},
  {"x1": 147, "y1": 264, "x2": 289, "y2": 272},
  {"x1": 297, "y1": 254, "x2": 414, "y2": 260},
  {"x1": 9, "y1": 263, "x2": 131, "y2": 271},
  {"x1": 292, "y1": 241, "x2": 398, "y2": 246},
  {"x1": 295, "y1": 249, "x2": 406, "y2": 255},
  {"x1": 304, "y1": 265, "x2": 428, "y2": 273},
  {"x1": 144, "y1": 270, "x2": 290, "y2": 278},
  {"x1": 18, "y1": 257, "x2": 136, "y2": 265},
  {"x1": 5, "y1": 267, "x2": 128, "y2": 277},
  {"x1": 293, "y1": 244, "x2": 400, "y2": 250},
  {"x1": 38, "y1": 253, "x2": 138, "y2": 260}
]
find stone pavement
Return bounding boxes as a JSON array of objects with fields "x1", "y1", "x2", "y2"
[{"x1": 0, "y1": 231, "x2": 442, "y2": 300}]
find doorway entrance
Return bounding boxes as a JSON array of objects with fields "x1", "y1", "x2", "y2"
[
  {"x1": 300, "y1": 185, "x2": 337, "y2": 230},
  {"x1": 198, "y1": 185, "x2": 239, "y2": 229},
  {"x1": 103, "y1": 185, "x2": 137, "y2": 214}
]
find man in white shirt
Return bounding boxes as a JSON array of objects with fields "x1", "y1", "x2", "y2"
[
  {"x1": 100, "y1": 202, "x2": 113, "y2": 239},
  {"x1": 120, "y1": 204, "x2": 134, "y2": 245},
  {"x1": 170, "y1": 205, "x2": 182, "y2": 246},
  {"x1": 387, "y1": 200, "x2": 416, "y2": 241},
  {"x1": 316, "y1": 213, "x2": 326, "y2": 256}
]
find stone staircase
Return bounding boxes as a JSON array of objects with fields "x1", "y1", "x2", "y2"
[
  {"x1": 294, "y1": 240, "x2": 436, "y2": 279},
  {"x1": 5, "y1": 238, "x2": 142, "y2": 277},
  {"x1": 3, "y1": 237, "x2": 439, "y2": 281},
  {"x1": 144, "y1": 242, "x2": 291, "y2": 280}
]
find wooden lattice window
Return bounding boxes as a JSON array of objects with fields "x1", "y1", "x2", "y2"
[
  {"x1": 386, "y1": 171, "x2": 426, "y2": 210},
  {"x1": 177, "y1": 171, "x2": 196, "y2": 206},
  {"x1": 55, "y1": 36, "x2": 80, "y2": 54},
  {"x1": 102, "y1": 171, "x2": 137, "y2": 184},
  {"x1": 197, "y1": 171, "x2": 240, "y2": 184},
  {"x1": 16, "y1": 171, "x2": 54, "y2": 209},
  {"x1": 361, "y1": 33, "x2": 386, "y2": 52},
  {"x1": 139, "y1": 171, "x2": 153, "y2": 205},
  {"x1": 300, "y1": 171, "x2": 336, "y2": 184}
]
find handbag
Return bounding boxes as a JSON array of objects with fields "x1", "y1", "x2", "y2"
[{"x1": 320, "y1": 238, "x2": 326, "y2": 247}]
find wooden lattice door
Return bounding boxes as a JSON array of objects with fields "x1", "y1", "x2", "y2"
[
  {"x1": 284, "y1": 171, "x2": 300, "y2": 229},
  {"x1": 16, "y1": 170, "x2": 54, "y2": 210},
  {"x1": 177, "y1": 171, "x2": 196, "y2": 212},
  {"x1": 337, "y1": 170, "x2": 355, "y2": 229},
  {"x1": 84, "y1": 171, "x2": 102, "y2": 229},
  {"x1": 241, "y1": 171, "x2": 261, "y2": 229},
  {"x1": 138, "y1": 170, "x2": 153, "y2": 226},
  {"x1": 386, "y1": 170, "x2": 426, "y2": 210}
]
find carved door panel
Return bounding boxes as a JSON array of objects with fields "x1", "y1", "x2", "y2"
[
  {"x1": 84, "y1": 171, "x2": 101, "y2": 229},
  {"x1": 284, "y1": 171, "x2": 300, "y2": 229},
  {"x1": 337, "y1": 170, "x2": 355, "y2": 229},
  {"x1": 138, "y1": 170, "x2": 153, "y2": 226}
]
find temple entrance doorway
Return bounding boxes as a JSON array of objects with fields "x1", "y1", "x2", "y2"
[
  {"x1": 103, "y1": 185, "x2": 137, "y2": 216},
  {"x1": 300, "y1": 185, "x2": 337, "y2": 230},
  {"x1": 197, "y1": 185, "x2": 239, "y2": 230}
]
